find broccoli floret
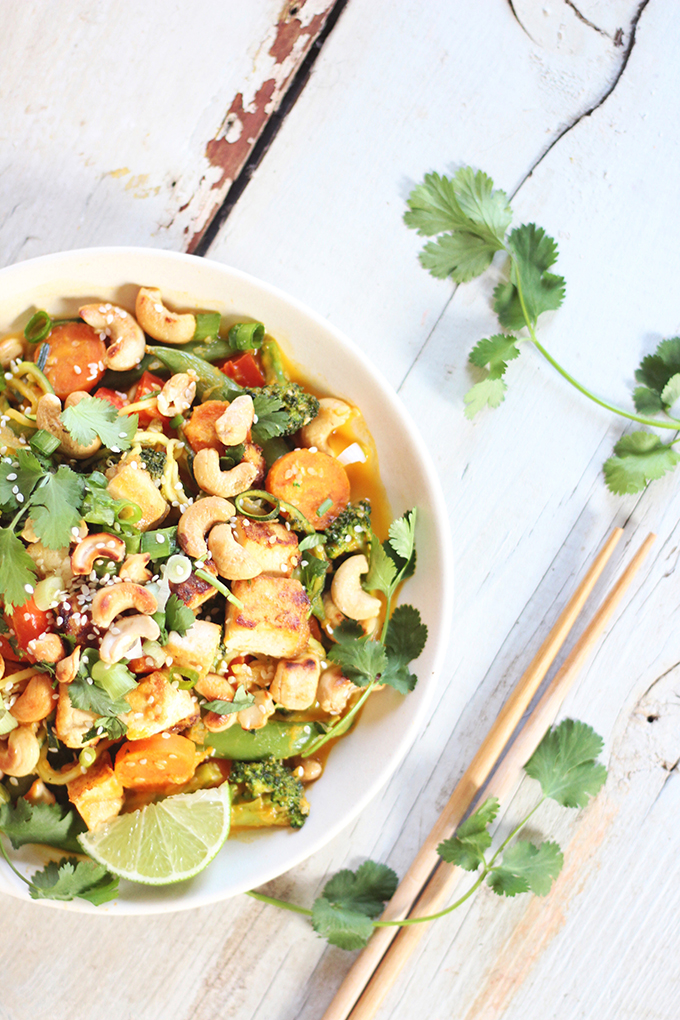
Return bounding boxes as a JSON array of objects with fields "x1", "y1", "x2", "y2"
[
  {"x1": 246, "y1": 383, "x2": 320, "y2": 437},
  {"x1": 324, "y1": 499, "x2": 372, "y2": 561},
  {"x1": 230, "y1": 759, "x2": 309, "y2": 829},
  {"x1": 139, "y1": 448, "x2": 167, "y2": 479}
]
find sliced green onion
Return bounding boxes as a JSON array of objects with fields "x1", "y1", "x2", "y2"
[
  {"x1": 33, "y1": 575, "x2": 66, "y2": 611},
  {"x1": 140, "y1": 640, "x2": 166, "y2": 669},
  {"x1": 235, "y1": 488, "x2": 316, "y2": 534},
  {"x1": 30, "y1": 429, "x2": 60, "y2": 457},
  {"x1": 165, "y1": 554, "x2": 192, "y2": 584},
  {"x1": 317, "y1": 498, "x2": 333, "y2": 517},
  {"x1": 194, "y1": 568, "x2": 243, "y2": 609},
  {"x1": 36, "y1": 343, "x2": 49, "y2": 372},
  {"x1": 78, "y1": 747, "x2": 98, "y2": 769},
  {"x1": 228, "y1": 321, "x2": 264, "y2": 352},
  {"x1": 169, "y1": 413, "x2": 184, "y2": 429},
  {"x1": 123, "y1": 533, "x2": 141, "y2": 555},
  {"x1": 91, "y1": 660, "x2": 137, "y2": 700},
  {"x1": 0, "y1": 709, "x2": 18, "y2": 736},
  {"x1": 92, "y1": 557, "x2": 120, "y2": 579},
  {"x1": 140, "y1": 527, "x2": 178, "y2": 561},
  {"x1": 0, "y1": 782, "x2": 10, "y2": 803},
  {"x1": 193, "y1": 312, "x2": 222, "y2": 343},
  {"x1": 168, "y1": 665, "x2": 200, "y2": 690},
  {"x1": 24, "y1": 311, "x2": 52, "y2": 344},
  {"x1": 115, "y1": 501, "x2": 143, "y2": 526}
]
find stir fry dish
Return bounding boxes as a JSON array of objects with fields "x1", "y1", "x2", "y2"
[{"x1": 0, "y1": 288, "x2": 427, "y2": 901}]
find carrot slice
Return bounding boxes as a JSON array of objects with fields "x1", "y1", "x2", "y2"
[
  {"x1": 114, "y1": 733, "x2": 197, "y2": 789},
  {"x1": 265, "y1": 449, "x2": 350, "y2": 530},
  {"x1": 35, "y1": 323, "x2": 107, "y2": 399}
]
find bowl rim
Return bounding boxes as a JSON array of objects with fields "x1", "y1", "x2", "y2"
[{"x1": 0, "y1": 247, "x2": 454, "y2": 914}]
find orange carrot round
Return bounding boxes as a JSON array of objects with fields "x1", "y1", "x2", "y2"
[
  {"x1": 36, "y1": 323, "x2": 107, "y2": 399},
  {"x1": 114, "y1": 733, "x2": 197, "y2": 789},
  {"x1": 265, "y1": 449, "x2": 350, "y2": 530}
]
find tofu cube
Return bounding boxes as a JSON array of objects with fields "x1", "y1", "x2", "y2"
[
  {"x1": 122, "y1": 671, "x2": 199, "y2": 740},
  {"x1": 55, "y1": 683, "x2": 98, "y2": 748},
  {"x1": 170, "y1": 560, "x2": 218, "y2": 610},
  {"x1": 107, "y1": 462, "x2": 168, "y2": 531},
  {"x1": 67, "y1": 752, "x2": 124, "y2": 831},
  {"x1": 162, "y1": 620, "x2": 222, "y2": 680},
  {"x1": 233, "y1": 517, "x2": 301, "y2": 577},
  {"x1": 225, "y1": 576, "x2": 310, "y2": 658},
  {"x1": 270, "y1": 656, "x2": 320, "y2": 710}
]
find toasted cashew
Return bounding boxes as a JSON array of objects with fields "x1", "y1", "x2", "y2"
[
  {"x1": 0, "y1": 725, "x2": 40, "y2": 776},
  {"x1": 295, "y1": 758, "x2": 323, "y2": 782},
  {"x1": 26, "y1": 633, "x2": 65, "y2": 664},
  {"x1": 36, "y1": 393, "x2": 101, "y2": 459},
  {"x1": 299, "y1": 397, "x2": 353, "y2": 455},
  {"x1": 135, "y1": 287, "x2": 196, "y2": 344},
  {"x1": 91, "y1": 582, "x2": 158, "y2": 629},
  {"x1": 119, "y1": 552, "x2": 152, "y2": 583},
  {"x1": 237, "y1": 689, "x2": 275, "y2": 731},
  {"x1": 71, "y1": 532, "x2": 126, "y2": 575},
  {"x1": 25, "y1": 777, "x2": 56, "y2": 806},
  {"x1": 0, "y1": 335, "x2": 24, "y2": 367},
  {"x1": 79, "y1": 302, "x2": 145, "y2": 371},
  {"x1": 193, "y1": 448, "x2": 258, "y2": 499},
  {"x1": 317, "y1": 665, "x2": 358, "y2": 715},
  {"x1": 331, "y1": 554, "x2": 381, "y2": 621},
  {"x1": 99, "y1": 614, "x2": 160, "y2": 664},
  {"x1": 176, "y1": 496, "x2": 235, "y2": 558},
  {"x1": 56, "y1": 646, "x2": 81, "y2": 684},
  {"x1": 10, "y1": 673, "x2": 55, "y2": 723},
  {"x1": 215, "y1": 395, "x2": 255, "y2": 447},
  {"x1": 207, "y1": 523, "x2": 261, "y2": 580},
  {"x1": 197, "y1": 675, "x2": 237, "y2": 733},
  {"x1": 157, "y1": 373, "x2": 196, "y2": 417}
]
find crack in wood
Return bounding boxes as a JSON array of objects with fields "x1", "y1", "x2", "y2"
[{"x1": 563, "y1": 0, "x2": 613, "y2": 40}]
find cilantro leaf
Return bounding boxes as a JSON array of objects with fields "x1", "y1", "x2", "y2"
[
  {"x1": 420, "y1": 232, "x2": 499, "y2": 283},
  {"x1": 388, "y1": 509, "x2": 417, "y2": 564},
  {"x1": 603, "y1": 432, "x2": 680, "y2": 494},
  {"x1": 311, "y1": 860, "x2": 397, "y2": 949},
  {"x1": 203, "y1": 685, "x2": 255, "y2": 716},
  {"x1": 250, "y1": 392, "x2": 288, "y2": 444},
  {"x1": 487, "y1": 840, "x2": 563, "y2": 897},
  {"x1": 661, "y1": 373, "x2": 680, "y2": 412},
  {"x1": 0, "y1": 450, "x2": 44, "y2": 511},
  {"x1": 494, "y1": 224, "x2": 565, "y2": 330},
  {"x1": 68, "y1": 675, "x2": 130, "y2": 718},
  {"x1": 164, "y1": 593, "x2": 196, "y2": 637},
  {"x1": 29, "y1": 857, "x2": 119, "y2": 904},
  {"x1": 633, "y1": 386, "x2": 664, "y2": 415},
  {"x1": 524, "y1": 719, "x2": 607, "y2": 808},
  {"x1": 328, "y1": 635, "x2": 388, "y2": 687},
  {"x1": 381, "y1": 604, "x2": 427, "y2": 694},
  {"x1": 61, "y1": 395, "x2": 137, "y2": 451},
  {"x1": 404, "y1": 168, "x2": 511, "y2": 244},
  {"x1": 28, "y1": 465, "x2": 85, "y2": 549},
  {"x1": 635, "y1": 337, "x2": 680, "y2": 396},
  {"x1": 0, "y1": 527, "x2": 38, "y2": 609},
  {"x1": 464, "y1": 378, "x2": 507, "y2": 418},
  {"x1": 0, "y1": 797, "x2": 86, "y2": 853},
  {"x1": 438, "y1": 796, "x2": 500, "y2": 871},
  {"x1": 469, "y1": 334, "x2": 520, "y2": 380},
  {"x1": 364, "y1": 532, "x2": 398, "y2": 596},
  {"x1": 82, "y1": 716, "x2": 128, "y2": 743}
]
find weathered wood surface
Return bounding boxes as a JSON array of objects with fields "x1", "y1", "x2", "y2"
[{"x1": 2, "y1": 1, "x2": 680, "y2": 1019}]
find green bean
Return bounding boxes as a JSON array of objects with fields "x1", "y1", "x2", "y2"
[
  {"x1": 261, "y1": 338, "x2": 288, "y2": 385},
  {"x1": 147, "y1": 346, "x2": 243, "y2": 401}
]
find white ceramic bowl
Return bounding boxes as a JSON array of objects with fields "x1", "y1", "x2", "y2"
[{"x1": 0, "y1": 248, "x2": 453, "y2": 914}]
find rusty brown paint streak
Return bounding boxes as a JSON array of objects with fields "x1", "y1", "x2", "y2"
[
  {"x1": 460, "y1": 796, "x2": 619, "y2": 1020},
  {"x1": 185, "y1": 2, "x2": 337, "y2": 252}
]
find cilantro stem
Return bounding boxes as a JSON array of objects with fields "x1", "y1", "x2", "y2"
[
  {"x1": 374, "y1": 871, "x2": 487, "y2": 927},
  {"x1": 245, "y1": 890, "x2": 313, "y2": 917},
  {"x1": 486, "y1": 797, "x2": 544, "y2": 870},
  {"x1": 511, "y1": 255, "x2": 680, "y2": 432},
  {"x1": 0, "y1": 837, "x2": 34, "y2": 891},
  {"x1": 301, "y1": 680, "x2": 377, "y2": 758}
]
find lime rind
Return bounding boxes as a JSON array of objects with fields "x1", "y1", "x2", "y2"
[{"x1": 77, "y1": 785, "x2": 231, "y2": 886}]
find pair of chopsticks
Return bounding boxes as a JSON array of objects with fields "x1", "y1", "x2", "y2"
[{"x1": 321, "y1": 527, "x2": 655, "y2": 1020}]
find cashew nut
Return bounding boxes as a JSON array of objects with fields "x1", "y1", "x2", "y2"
[
  {"x1": 317, "y1": 665, "x2": 358, "y2": 715},
  {"x1": 119, "y1": 552, "x2": 152, "y2": 583},
  {"x1": 197, "y1": 674, "x2": 237, "y2": 733},
  {"x1": 207, "y1": 523, "x2": 261, "y2": 580},
  {"x1": 36, "y1": 393, "x2": 101, "y2": 459},
  {"x1": 9, "y1": 673, "x2": 55, "y2": 723},
  {"x1": 91, "y1": 582, "x2": 158, "y2": 629},
  {"x1": 56, "y1": 646, "x2": 81, "y2": 684},
  {"x1": 26, "y1": 633, "x2": 65, "y2": 664},
  {"x1": 135, "y1": 287, "x2": 196, "y2": 344},
  {"x1": 237, "y1": 689, "x2": 275, "y2": 731},
  {"x1": 215, "y1": 395, "x2": 255, "y2": 447},
  {"x1": 157, "y1": 372, "x2": 196, "y2": 417},
  {"x1": 0, "y1": 725, "x2": 41, "y2": 776},
  {"x1": 193, "y1": 448, "x2": 258, "y2": 499},
  {"x1": 176, "y1": 496, "x2": 235, "y2": 558},
  {"x1": 0, "y1": 335, "x2": 25, "y2": 367},
  {"x1": 330, "y1": 554, "x2": 381, "y2": 621},
  {"x1": 79, "y1": 302, "x2": 145, "y2": 371},
  {"x1": 99, "y1": 614, "x2": 161, "y2": 664},
  {"x1": 71, "y1": 532, "x2": 127, "y2": 575},
  {"x1": 294, "y1": 758, "x2": 323, "y2": 783},
  {"x1": 25, "y1": 777, "x2": 56, "y2": 805},
  {"x1": 299, "y1": 397, "x2": 353, "y2": 455}
]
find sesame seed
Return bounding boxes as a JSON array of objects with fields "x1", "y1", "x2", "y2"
[{"x1": 73, "y1": 365, "x2": 82, "y2": 375}]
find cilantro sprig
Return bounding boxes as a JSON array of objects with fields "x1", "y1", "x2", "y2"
[
  {"x1": 301, "y1": 508, "x2": 425, "y2": 758},
  {"x1": 406, "y1": 165, "x2": 680, "y2": 494},
  {"x1": 61, "y1": 394, "x2": 137, "y2": 452},
  {"x1": 245, "y1": 719, "x2": 607, "y2": 948}
]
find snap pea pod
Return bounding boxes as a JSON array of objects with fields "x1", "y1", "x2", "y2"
[
  {"x1": 172, "y1": 337, "x2": 232, "y2": 362},
  {"x1": 261, "y1": 338, "x2": 288, "y2": 385},
  {"x1": 206, "y1": 720, "x2": 322, "y2": 761},
  {"x1": 148, "y1": 346, "x2": 243, "y2": 402}
]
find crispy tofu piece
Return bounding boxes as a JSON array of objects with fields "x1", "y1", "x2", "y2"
[
  {"x1": 122, "y1": 671, "x2": 199, "y2": 740},
  {"x1": 67, "y1": 752, "x2": 124, "y2": 831},
  {"x1": 242, "y1": 442, "x2": 266, "y2": 487},
  {"x1": 233, "y1": 517, "x2": 301, "y2": 577},
  {"x1": 270, "y1": 655, "x2": 320, "y2": 710},
  {"x1": 170, "y1": 559, "x2": 218, "y2": 610},
  {"x1": 183, "y1": 400, "x2": 229, "y2": 452},
  {"x1": 162, "y1": 620, "x2": 222, "y2": 680},
  {"x1": 107, "y1": 463, "x2": 168, "y2": 531},
  {"x1": 55, "y1": 682, "x2": 97, "y2": 748},
  {"x1": 225, "y1": 576, "x2": 310, "y2": 658}
]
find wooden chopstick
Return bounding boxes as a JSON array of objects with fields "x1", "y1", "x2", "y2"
[{"x1": 321, "y1": 529, "x2": 653, "y2": 1020}]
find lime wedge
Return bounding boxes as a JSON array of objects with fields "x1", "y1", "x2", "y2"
[{"x1": 77, "y1": 785, "x2": 231, "y2": 886}]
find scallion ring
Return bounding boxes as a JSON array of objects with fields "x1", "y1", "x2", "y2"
[
  {"x1": 115, "y1": 501, "x2": 143, "y2": 525},
  {"x1": 24, "y1": 310, "x2": 52, "y2": 344},
  {"x1": 165, "y1": 554, "x2": 192, "y2": 584},
  {"x1": 235, "y1": 489, "x2": 316, "y2": 534}
]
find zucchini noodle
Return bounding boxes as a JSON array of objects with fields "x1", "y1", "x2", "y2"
[
  {"x1": 132, "y1": 430, "x2": 191, "y2": 506},
  {"x1": 0, "y1": 666, "x2": 42, "y2": 692},
  {"x1": 36, "y1": 737, "x2": 109, "y2": 786},
  {"x1": 4, "y1": 361, "x2": 53, "y2": 415},
  {"x1": 118, "y1": 395, "x2": 158, "y2": 417}
]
